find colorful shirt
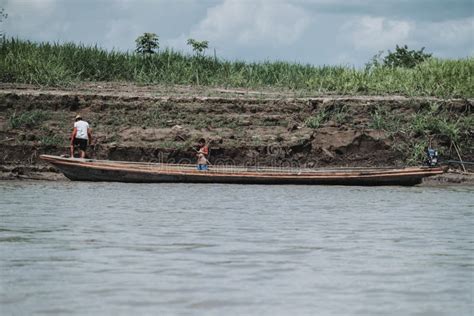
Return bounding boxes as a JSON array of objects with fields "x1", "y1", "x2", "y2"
[{"x1": 197, "y1": 146, "x2": 209, "y2": 165}]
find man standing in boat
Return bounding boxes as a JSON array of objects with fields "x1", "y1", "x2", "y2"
[
  {"x1": 196, "y1": 138, "x2": 209, "y2": 171},
  {"x1": 70, "y1": 114, "x2": 92, "y2": 158}
]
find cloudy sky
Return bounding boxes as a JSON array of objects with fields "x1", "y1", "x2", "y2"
[{"x1": 1, "y1": 0, "x2": 473, "y2": 66}]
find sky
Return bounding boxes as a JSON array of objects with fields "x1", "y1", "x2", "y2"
[{"x1": 1, "y1": 0, "x2": 473, "y2": 66}]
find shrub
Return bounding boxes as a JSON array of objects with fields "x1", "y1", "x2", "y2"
[{"x1": 383, "y1": 45, "x2": 432, "y2": 68}]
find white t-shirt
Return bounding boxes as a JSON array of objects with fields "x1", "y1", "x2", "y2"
[{"x1": 74, "y1": 120, "x2": 89, "y2": 140}]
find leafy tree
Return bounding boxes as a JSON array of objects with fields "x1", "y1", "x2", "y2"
[
  {"x1": 135, "y1": 32, "x2": 159, "y2": 55},
  {"x1": 187, "y1": 38, "x2": 209, "y2": 56},
  {"x1": 383, "y1": 45, "x2": 432, "y2": 68}
]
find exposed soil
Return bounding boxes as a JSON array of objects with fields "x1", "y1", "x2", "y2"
[{"x1": 1, "y1": 83, "x2": 472, "y2": 184}]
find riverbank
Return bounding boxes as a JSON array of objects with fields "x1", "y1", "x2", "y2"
[
  {"x1": 1, "y1": 165, "x2": 473, "y2": 186},
  {"x1": 0, "y1": 83, "x2": 472, "y2": 183}
]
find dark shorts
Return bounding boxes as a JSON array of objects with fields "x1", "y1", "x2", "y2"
[
  {"x1": 197, "y1": 164, "x2": 208, "y2": 171},
  {"x1": 73, "y1": 138, "x2": 88, "y2": 151}
]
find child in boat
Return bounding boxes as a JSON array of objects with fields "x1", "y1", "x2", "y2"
[
  {"x1": 196, "y1": 138, "x2": 209, "y2": 171},
  {"x1": 70, "y1": 114, "x2": 92, "y2": 158}
]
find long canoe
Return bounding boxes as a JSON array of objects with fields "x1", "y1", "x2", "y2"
[{"x1": 40, "y1": 155, "x2": 443, "y2": 186}]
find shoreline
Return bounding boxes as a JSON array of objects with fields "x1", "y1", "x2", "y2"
[
  {"x1": 1, "y1": 84, "x2": 472, "y2": 180},
  {"x1": 1, "y1": 166, "x2": 472, "y2": 187}
]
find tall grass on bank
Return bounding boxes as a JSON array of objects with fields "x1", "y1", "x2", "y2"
[
  {"x1": 368, "y1": 103, "x2": 473, "y2": 164},
  {"x1": 8, "y1": 109, "x2": 49, "y2": 129},
  {"x1": 1, "y1": 38, "x2": 473, "y2": 97}
]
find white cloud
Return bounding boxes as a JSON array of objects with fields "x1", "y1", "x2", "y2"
[
  {"x1": 190, "y1": 0, "x2": 311, "y2": 46},
  {"x1": 427, "y1": 17, "x2": 474, "y2": 46},
  {"x1": 1, "y1": 0, "x2": 472, "y2": 66},
  {"x1": 3, "y1": 0, "x2": 61, "y2": 40},
  {"x1": 341, "y1": 14, "x2": 473, "y2": 60},
  {"x1": 409, "y1": 17, "x2": 474, "y2": 58},
  {"x1": 19, "y1": 0, "x2": 57, "y2": 10},
  {"x1": 344, "y1": 16, "x2": 413, "y2": 51},
  {"x1": 4, "y1": 0, "x2": 58, "y2": 17},
  {"x1": 104, "y1": 19, "x2": 140, "y2": 51}
]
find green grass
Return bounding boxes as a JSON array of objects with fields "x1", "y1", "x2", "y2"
[
  {"x1": 408, "y1": 104, "x2": 473, "y2": 145},
  {"x1": 305, "y1": 112, "x2": 328, "y2": 129},
  {"x1": 369, "y1": 106, "x2": 402, "y2": 132},
  {"x1": 406, "y1": 140, "x2": 428, "y2": 165},
  {"x1": 8, "y1": 110, "x2": 49, "y2": 129},
  {"x1": 369, "y1": 103, "x2": 472, "y2": 163},
  {"x1": 411, "y1": 114, "x2": 460, "y2": 142},
  {"x1": 142, "y1": 105, "x2": 167, "y2": 127},
  {"x1": 159, "y1": 140, "x2": 193, "y2": 150},
  {"x1": 39, "y1": 133, "x2": 65, "y2": 146},
  {"x1": 1, "y1": 38, "x2": 473, "y2": 97},
  {"x1": 330, "y1": 105, "x2": 352, "y2": 125}
]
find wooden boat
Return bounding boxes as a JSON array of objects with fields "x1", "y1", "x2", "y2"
[{"x1": 40, "y1": 155, "x2": 444, "y2": 186}]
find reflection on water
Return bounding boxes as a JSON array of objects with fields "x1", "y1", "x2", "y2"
[{"x1": 0, "y1": 181, "x2": 473, "y2": 315}]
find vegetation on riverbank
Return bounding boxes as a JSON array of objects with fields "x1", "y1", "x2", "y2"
[
  {"x1": 2, "y1": 88, "x2": 471, "y2": 168},
  {"x1": 302, "y1": 100, "x2": 472, "y2": 164},
  {"x1": 367, "y1": 104, "x2": 472, "y2": 164},
  {"x1": 1, "y1": 39, "x2": 473, "y2": 98}
]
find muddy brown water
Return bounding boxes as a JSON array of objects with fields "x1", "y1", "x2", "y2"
[{"x1": 0, "y1": 181, "x2": 473, "y2": 315}]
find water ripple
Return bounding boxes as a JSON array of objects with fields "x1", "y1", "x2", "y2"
[{"x1": 1, "y1": 181, "x2": 473, "y2": 315}]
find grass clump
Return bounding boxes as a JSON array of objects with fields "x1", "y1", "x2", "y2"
[
  {"x1": 368, "y1": 102, "x2": 472, "y2": 164},
  {"x1": 369, "y1": 106, "x2": 402, "y2": 132},
  {"x1": 305, "y1": 112, "x2": 328, "y2": 129},
  {"x1": 39, "y1": 133, "x2": 65, "y2": 146},
  {"x1": 409, "y1": 102, "x2": 472, "y2": 146},
  {"x1": 8, "y1": 110, "x2": 49, "y2": 129},
  {"x1": 369, "y1": 108, "x2": 386, "y2": 130},
  {"x1": 406, "y1": 140, "x2": 429, "y2": 165},
  {"x1": 331, "y1": 106, "x2": 351, "y2": 125},
  {"x1": 144, "y1": 105, "x2": 166, "y2": 127},
  {"x1": 410, "y1": 114, "x2": 460, "y2": 142},
  {"x1": 0, "y1": 38, "x2": 473, "y2": 98}
]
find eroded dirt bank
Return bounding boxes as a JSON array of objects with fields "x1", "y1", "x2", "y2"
[{"x1": 0, "y1": 83, "x2": 472, "y2": 183}]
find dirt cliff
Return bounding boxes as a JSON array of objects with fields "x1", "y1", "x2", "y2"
[{"x1": 0, "y1": 83, "x2": 472, "y2": 180}]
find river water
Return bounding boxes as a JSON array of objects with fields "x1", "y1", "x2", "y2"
[{"x1": 0, "y1": 181, "x2": 472, "y2": 316}]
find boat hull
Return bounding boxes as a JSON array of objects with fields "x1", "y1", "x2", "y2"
[{"x1": 40, "y1": 155, "x2": 444, "y2": 186}]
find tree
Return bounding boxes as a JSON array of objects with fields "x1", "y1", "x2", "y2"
[
  {"x1": 0, "y1": 8, "x2": 7, "y2": 37},
  {"x1": 187, "y1": 38, "x2": 209, "y2": 57},
  {"x1": 135, "y1": 33, "x2": 159, "y2": 55},
  {"x1": 383, "y1": 45, "x2": 432, "y2": 68}
]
